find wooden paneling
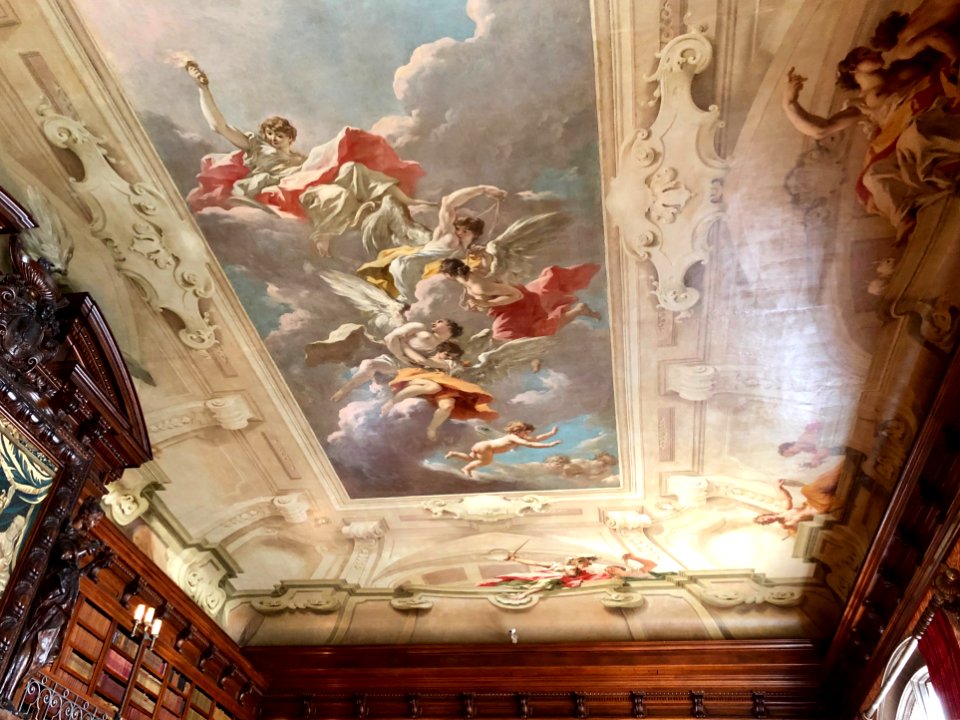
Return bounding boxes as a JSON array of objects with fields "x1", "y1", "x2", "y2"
[{"x1": 247, "y1": 640, "x2": 826, "y2": 719}]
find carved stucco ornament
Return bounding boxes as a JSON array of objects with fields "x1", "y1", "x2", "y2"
[
  {"x1": 147, "y1": 393, "x2": 257, "y2": 445},
  {"x1": 169, "y1": 547, "x2": 228, "y2": 617},
  {"x1": 606, "y1": 26, "x2": 728, "y2": 313},
  {"x1": 421, "y1": 495, "x2": 547, "y2": 523},
  {"x1": 250, "y1": 585, "x2": 341, "y2": 615},
  {"x1": 390, "y1": 592, "x2": 434, "y2": 611},
  {"x1": 37, "y1": 104, "x2": 217, "y2": 349}
]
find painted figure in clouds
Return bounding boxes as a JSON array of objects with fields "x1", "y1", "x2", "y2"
[
  {"x1": 184, "y1": 61, "x2": 425, "y2": 256},
  {"x1": 781, "y1": 1, "x2": 960, "y2": 246},
  {"x1": 358, "y1": 184, "x2": 506, "y2": 305},
  {"x1": 444, "y1": 421, "x2": 560, "y2": 477}
]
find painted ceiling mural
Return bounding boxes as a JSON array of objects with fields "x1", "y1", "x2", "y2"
[{"x1": 0, "y1": 0, "x2": 958, "y2": 645}]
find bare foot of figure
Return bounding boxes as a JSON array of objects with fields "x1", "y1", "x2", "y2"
[
  {"x1": 311, "y1": 232, "x2": 336, "y2": 258},
  {"x1": 380, "y1": 401, "x2": 395, "y2": 417},
  {"x1": 581, "y1": 304, "x2": 602, "y2": 321},
  {"x1": 427, "y1": 427, "x2": 438, "y2": 441},
  {"x1": 330, "y1": 388, "x2": 347, "y2": 403}
]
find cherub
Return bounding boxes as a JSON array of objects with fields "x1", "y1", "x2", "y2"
[
  {"x1": 462, "y1": 212, "x2": 573, "y2": 284},
  {"x1": 383, "y1": 335, "x2": 558, "y2": 440},
  {"x1": 445, "y1": 422, "x2": 561, "y2": 477},
  {"x1": 545, "y1": 451, "x2": 618, "y2": 478},
  {"x1": 380, "y1": 342, "x2": 496, "y2": 440}
]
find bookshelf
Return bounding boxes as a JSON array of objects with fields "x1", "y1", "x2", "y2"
[{"x1": 54, "y1": 598, "x2": 237, "y2": 720}]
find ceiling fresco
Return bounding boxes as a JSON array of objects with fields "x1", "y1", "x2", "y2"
[
  {"x1": 84, "y1": 0, "x2": 616, "y2": 500},
  {"x1": 1, "y1": 0, "x2": 959, "y2": 646}
]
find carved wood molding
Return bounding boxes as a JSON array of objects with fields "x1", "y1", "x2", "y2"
[
  {"x1": 0, "y1": 185, "x2": 151, "y2": 691},
  {"x1": 824, "y1": 345, "x2": 960, "y2": 716},
  {"x1": 80, "y1": 517, "x2": 268, "y2": 712},
  {"x1": 247, "y1": 640, "x2": 824, "y2": 719}
]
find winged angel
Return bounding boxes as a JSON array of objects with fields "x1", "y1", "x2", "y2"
[{"x1": 304, "y1": 271, "x2": 556, "y2": 440}]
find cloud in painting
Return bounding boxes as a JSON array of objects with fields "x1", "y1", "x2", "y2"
[
  {"x1": 509, "y1": 369, "x2": 572, "y2": 408},
  {"x1": 372, "y1": 0, "x2": 598, "y2": 199},
  {"x1": 455, "y1": 457, "x2": 619, "y2": 490}
]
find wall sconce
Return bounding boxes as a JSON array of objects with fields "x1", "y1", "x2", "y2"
[
  {"x1": 132, "y1": 604, "x2": 162, "y2": 649},
  {"x1": 116, "y1": 605, "x2": 163, "y2": 719}
]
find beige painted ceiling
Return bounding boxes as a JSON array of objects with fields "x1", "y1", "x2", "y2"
[{"x1": 1, "y1": 0, "x2": 953, "y2": 646}]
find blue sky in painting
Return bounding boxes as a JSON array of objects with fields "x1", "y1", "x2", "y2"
[{"x1": 75, "y1": 0, "x2": 476, "y2": 147}]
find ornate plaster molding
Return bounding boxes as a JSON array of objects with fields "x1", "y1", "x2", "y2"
[
  {"x1": 421, "y1": 495, "x2": 548, "y2": 523},
  {"x1": 390, "y1": 593, "x2": 434, "y2": 611},
  {"x1": 250, "y1": 586, "x2": 341, "y2": 615},
  {"x1": 169, "y1": 547, "x2": 228, "y2": 617},
  {"x1": 102, "y1": 475, "x2": 154, "y2": 527},
  {"x1": 683, "y1": 580, "x2": 804, "y2": 609},
  {"x1": 341, "y1": 520, "x2": 385, "y2": 541},
  {"x1": 862, "y1": 412, "x2": 917, "y2": 488},
  {"x1": 37, "y1": 104, "x2": 217, "y2": 349},
  {"x1": 606, "y1": 25, "x2": 728, "y2": 313},
  {"x1": 146, "y1": 393, "x2": 257, "y2": 445}
]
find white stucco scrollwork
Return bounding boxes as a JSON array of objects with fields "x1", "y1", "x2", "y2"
[
  {"x1": 341, "y1": 520, "x2": 385, "y2": 540},
  {"x1": 37, "y1": 104, "x2": 217, "y2": 349},
  {"x1": 421, "y1": 495, "x2": 547, "y2": 522},
  {"x1": 664, "y1": 363, "x2": 718, "y2": 402},
  {"x1": 272, "y1": 493, "x2": 309, "y2": 524},
  {"x1": 251, "y1": 586, "x2": 340, "y2": 614},
  {"x1": 600, "y1": 589, "x2": 647, "y2": 608},
  {"x1": 606, "y1": 26, "x2": 728, "y2": 313},
  {"x1": 603, "y1": 510, "x2": 653, "y2": 532},
  {"x1": 102, "y1": 476, "x2": 154, "y2": 526},
  {"x1": 146, "y1": 393, "x2": 257, "y2": 445},
  {"x1": 488, "y1": 593, "x2": 540, "y2": 610},
  {"x1": 390, "y1": 594, "x2": 434, "y2": 611},
  {"x1": 169, "y1": 548, "x2": 228, "y2": 617},
  {"x1": 203, "y1": 395, "x2": 255, "y2": 431}
]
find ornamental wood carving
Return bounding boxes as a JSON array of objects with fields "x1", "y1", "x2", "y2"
[{"x1": 0, "y1": 184, "x2": 151, "y2": 700}]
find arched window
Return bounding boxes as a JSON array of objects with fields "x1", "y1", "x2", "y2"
[{"x1": 894, "y1": 666, "x2": 946, "y2": 720}]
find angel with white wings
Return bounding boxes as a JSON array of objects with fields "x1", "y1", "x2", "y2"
[
  {"x1": 440, "y1": 253, "x2": 601, "y2": 342},
  {"x1": 303, "y1": 271, "x2": 465, "y2": 402},
  {"x1": 357, "y1": 184, "x2": 506, "y2": 305},
  {"x1": 382, "y1": 334, "x2": 559, "y2": 441}
]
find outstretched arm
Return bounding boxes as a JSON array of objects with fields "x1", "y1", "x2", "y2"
[
  {"x1": 435, "y1": 185, "x2": 507, "y2": 238},
  {"x1": 513, "y1": 438, "x2": 562, "y2": 449},
  {"x1": 533, "y1": 427, "x2": 559, "y2": 441},
  {"x1": 782, "y1": 67, "x2": 863, "y2": 139},
  {"x1": 886, "y1": 27, "x2": 960, "y2": 64},
  {"x1": 186, "y1": 63, "x2": 251, "y2": 151},
  {"x1": 467, "y1": 279, "x2": 523, "y2": 308}
]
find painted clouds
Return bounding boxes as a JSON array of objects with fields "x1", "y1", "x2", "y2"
[
  {"x1": 373, "y1": 0, "x2": 599, "y2": 198},
  {"x1": 129, "y1": 0, "x2": 617, "y2": 497}
]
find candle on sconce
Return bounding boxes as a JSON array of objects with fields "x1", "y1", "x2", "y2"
[
  {"x1": 143, "y1": 607, "x2": 155, "y2": 625},
  {"x1": 151, "y1": 618, "x2": 162, "y2": 637},
  {"x1": 134, "y1": 604, "x2": 145, "y2": 622}
]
